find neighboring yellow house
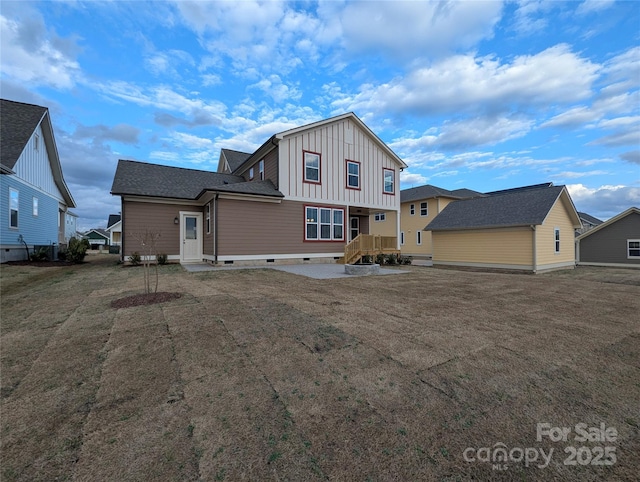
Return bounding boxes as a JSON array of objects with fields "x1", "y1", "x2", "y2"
[
  {"x1": 370, "y1": 184, "x2": 482, "y2": 257},
  {"x1": 426, "y1": 184, "x2": 582, "y2": 273}
]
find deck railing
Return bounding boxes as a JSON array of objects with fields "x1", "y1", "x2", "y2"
[{"x1": 344, "y1": 234, "x2": 399, "y2": 264}]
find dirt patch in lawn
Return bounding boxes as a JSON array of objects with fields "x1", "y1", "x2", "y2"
[
  {"x1": 2, "y1": 263, "x2": 639, "y2": 481},
  {"x1": 110, "y1": 292, "x2": 182, "y2": 309}
]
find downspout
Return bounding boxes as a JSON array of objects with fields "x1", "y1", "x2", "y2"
[
  {"x1": 531, "y1": 225, "x2": 537, "y2": 273},
  {"x1": 121, "y1": 197, "x2": 125, "y2": 263},
  {"x1": 214, "y1": 193, "x2": 219, "y2": 264}
]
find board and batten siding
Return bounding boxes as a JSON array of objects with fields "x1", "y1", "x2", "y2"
[
  {"x1": 217, "y1": 198, "x2": 345, "y2": 257},
  {"x1": 579, "y1": 211, "x2": 640, "y2": 265},
  {"x1": 122, "y1": 200, "x2": 203, "y2": 257},
  {"x1": 278, "y1": 118, "x2": 400, "y2": 210},
  {"x1": 535, "y1": 197, "x2": 576, "y2": 269},
  {"x1": 13, "y1": 124, "x2": 65, "y2": 203},
  {"x1": 432, "y1": 227, "x2": 534, "y2": 269}
]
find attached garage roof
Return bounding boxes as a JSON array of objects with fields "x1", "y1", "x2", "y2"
[
  {"x1": 111, "y1": 159, "x2": 283, "y2": 200},
  {"x1": 426, "y1": 184, "x2": 578, "y2": 231}
]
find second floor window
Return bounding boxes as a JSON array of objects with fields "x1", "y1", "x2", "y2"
[
  {"x1": 304, "y1": 151, "x2": 320, "y2": 183},
  {"x1": 383, "y1": 168, "x2": 395, "y2": 194},
  {"x1": 259, "y1": 160, "x2": 265, "y2": 180},
  {"x1": 346, "y1": 160, "x2": 360, "y2": 189},
  {"x1": 420, "y1": 202, "x2": 428, "y2": 216},
  {"x1": 410, "y1": 204, "x2": 415, "y2": 215}
]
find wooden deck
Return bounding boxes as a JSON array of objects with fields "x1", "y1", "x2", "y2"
[{"x1": 344, "y1": 234, "x2": 400, "y2": 265}]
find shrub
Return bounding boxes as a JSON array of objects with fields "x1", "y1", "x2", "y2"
[
  {"x1": 386, "y1": 253, "x2": 398, "y2": 265},
  {"x1": 375, "y1": 253, "x2": 385, "y2": 265},
  {"x1": 157, "y1": 253, "x2": 168, "y2": 265},
  {"x1": 402, "y1": 256, "x2": 413, "y2": 265},
  {"x1": 30, "y1": 247, "x2": 50, "y2": 262},
  {"x1": 361, "y1": 255, "x2": 373, "y2": 264},
  {"x1": 128, "y1": 252, "x2": 141, "y2": 266},
  {"x1": 64, "y1": 237, "x2": 89, "y2": 263}
]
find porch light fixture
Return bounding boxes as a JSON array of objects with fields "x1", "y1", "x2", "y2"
[{"x1": 174, "y1": 216, "x2": 179, "y2": 224}]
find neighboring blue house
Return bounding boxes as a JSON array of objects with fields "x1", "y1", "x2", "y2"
[{"x1": 1, "y1": 99, "x2": 76, "y2": 262}]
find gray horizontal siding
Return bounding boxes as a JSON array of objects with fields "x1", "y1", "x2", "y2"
[{"x1": 579, "y1": 212, "x2": 640, "y2": 265}]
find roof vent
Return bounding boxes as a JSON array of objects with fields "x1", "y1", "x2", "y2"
[{"x1": 223, "y1": 181, "x2": 229, "y2": 184}]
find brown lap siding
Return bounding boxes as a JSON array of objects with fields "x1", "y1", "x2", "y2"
[
  {"x1": 122, "y1": 200, "x2": 202, "y2": 257},
  {"x1": 216, "y1": 198, "x2": 346, "y2": 256}
]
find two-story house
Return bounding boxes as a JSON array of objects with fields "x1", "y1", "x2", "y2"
[
  {"x1": 1, "y1": 99, "x2": 76, "y2": 263},
  {"x1": 111, "y1": 112, "x2": 407, "y2": 264},
  {"x1": 370, "y1": 184, "x2": 482, "y2": 258}
]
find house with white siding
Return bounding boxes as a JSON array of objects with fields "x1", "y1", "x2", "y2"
[
  {"x1": 111, "y1": 112, "x2": 407, "y2": 265},
  {"x1": 1, "y1": 99, "x2": 76, "y2": 263}
]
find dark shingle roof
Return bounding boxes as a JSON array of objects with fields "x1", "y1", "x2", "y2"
[
  {"x1": 401, "y1": 184, "x2": 483, "y2": 203},
  {"x1": 221, "y1": 149, "x2": 252, "y2": 172},
  {"x1": 107, "y1": 214, "x2": 121, "y2": 228},
  {"x1": 426, "y1": 185, "x2": 566, "y2": 231},
  {"x1": 577, "y1": 212, "x2": 603, "y2": 226},
  {"x1": 1, "y1": 99, "x2": 48, "y2": 170},
  {"x1": 111, "y1": 159, "x2": 283, "y2": 199}
]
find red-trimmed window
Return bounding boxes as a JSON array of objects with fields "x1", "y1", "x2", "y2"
[
  {"x1": 303, "y1": 151, "x2": 321, "y2": 184},
  {"x1": 346, "y1": 160, "x2": 360, "y2": 190},
  {"x1": 305, "y1": 206, "x2": 344, "y2": 241},
  {"x1": 383, "y1": 168, "x2": 395, "y2": 194}
]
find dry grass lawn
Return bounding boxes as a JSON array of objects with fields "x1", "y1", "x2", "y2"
[{"x1": 1, "y1": 255, "x2": 639, "y2": 481}]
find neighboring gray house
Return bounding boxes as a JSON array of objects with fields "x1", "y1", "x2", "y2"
[
  {"x1": 576, "y1": 207, "x2": 640, "y2": 268},
  {"x1": 576, "y1": 211, "x2": 603, "y2": 235}
]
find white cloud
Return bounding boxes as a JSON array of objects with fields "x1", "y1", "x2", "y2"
[
  {"x1": 400, "y1": 171, "x2": 428, "y2": 187},
  {"x1": 567, "y1": 184, "x2": 640, "y2": 219},
  {"x1": 333, "y1": 45, "x2": 598, "y2": 117},
  {"x1": 248, "y1": 75, "x2": 302, "y2": 103},
  {"x1": 0, "y1": 11, "x2": 83, "y2": 89},
  {"x1": 337, "y1": 1, "x2": 503, "y2": 60},
  {"x1": 576, "y1": 0, "x2": 615, "y2": 16}
]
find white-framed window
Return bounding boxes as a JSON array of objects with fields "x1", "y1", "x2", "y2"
[
  {"x1": 346, "y1": 160, "x2": 360, "y2": 189},
  {"x1": 628, "y1": 239, "x2": 640, "y2": 259},
  {"x1": 205, "y1": 203, "x2": 211, "y2": 234},
  {"x1": 305, "y1": 206, "x2": 344, "y2": 241},
  {"x1": 554, "y1": 228, "x2": 560, "y2": 253},
  {"x1": 249, "y1": 167, "x2": 254, "y2": 180},
  {"x1": 32, "y1": 197, "x2": 38, "y2": 216},
  {"x1": 259, "y1": 159, "x2": 265, "y2": 180},
  {"x1": 34, "y1": 134, "x2": 40, "y2": 151},
  {"x1": 374, "y1": 212, "x2": 386, "y2": 222},
  {"x1": 410, "y1": 204, "x2": 415, "y2": 216},
  {"x1": 400, "y1": 231, "x2": 405, "y2": 245},
  {"x1": 420, "y1": 202, "x2": 428, "y2": 216},
  {"x1": 9, "y1": 188, "x2": 18, "y2": 228},
  {"x1": 383, "y1": 168, "x2": 395, "y2": 194},
  {"x1": 304, "y1": 151, "x2": 321, "y2": 183},
  {"x1": 417, "y1": 230, "x2": 422, "y2": 245}
]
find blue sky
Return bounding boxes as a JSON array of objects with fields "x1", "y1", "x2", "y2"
[{"x1": 1, "y1": 0, "x2": 638, "y2": 231}]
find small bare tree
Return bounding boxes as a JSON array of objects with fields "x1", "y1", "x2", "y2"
[{"x1": 130, "y1": 229, "x2": 161, "y2": 294}]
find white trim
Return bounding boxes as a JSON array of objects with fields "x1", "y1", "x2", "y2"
[
  {"x1": 179, "y1": 211, "x2": 203, "y2": 263},
  {"x1": 554, "y1": 227, "x2": 560, "y2": 254},
  {"x1": 577, "y1": 261, "x2": 640, "y2": 268},
  {"x1": 627, "y1": 239, "x2": 640, "y2": 259},
  {"x1": 214, "y1": 252, "x2": 343, "y2": 262},
  {"x1": 416, "y1": 230, "x2": 422, "y2": 245},
  {"x1": 433, "y1": 260, "x2": 534, "y2": 271}
]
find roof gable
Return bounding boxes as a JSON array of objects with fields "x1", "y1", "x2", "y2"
[
  {"x1": 1, "y1": 99, "x2": 47, "y2": 170},
  {"x1": 426, "y1": 185, "x2": 579, "y2": 231},
  {"x1": 219, "y1": 148, "x2": 252, "y2": 173},
  {"x1": 107, "y1": 214, "x2": 121, "y2": 228},
  {"x1": 576, "y1": 207, "x2": 640, "y2": 240},
  {"x1": 578, "y1": 211, "x2": 603, "y2": 226},
  {"x1": 276, "y1": 112, "x2": 408, "y2": 169},
  {"x1": 1, "y1": 99, "x2": 76, "y2": 208}
]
